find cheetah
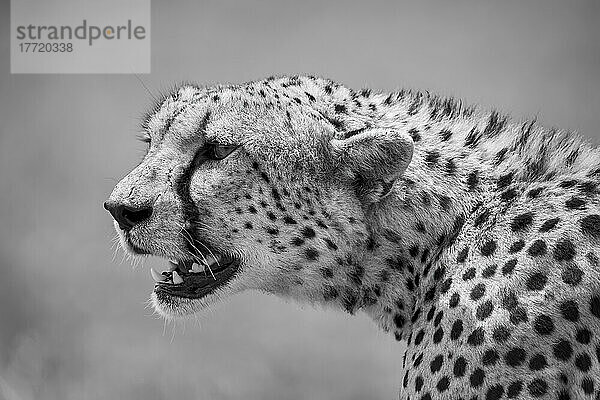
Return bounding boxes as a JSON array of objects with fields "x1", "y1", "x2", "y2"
[{"x1": 105, "y1": 76, "x2": 600, "y2": 399}]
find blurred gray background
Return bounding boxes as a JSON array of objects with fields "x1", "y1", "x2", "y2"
[{"x1": 1, "y1": 1, "x2": 599, "y2": 399}]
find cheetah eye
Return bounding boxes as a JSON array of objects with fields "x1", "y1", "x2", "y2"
[{"x1": 207, "y1": 143, "x2": 239, "y2": 160}]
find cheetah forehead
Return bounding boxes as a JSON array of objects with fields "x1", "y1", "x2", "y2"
[
  {"x1": 142, "y1": 76, "x2": 345, "y2": 139},
  {"x1": 141, "y1": 77, "x2": 347, "y2": 170}
]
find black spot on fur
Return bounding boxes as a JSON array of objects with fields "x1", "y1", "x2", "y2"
[
  {"x1": 334, "y1": 104, "x2": 347, "y2": 113},
  {"x1": 527, "y1": 187, "x2": 544, "y2": 198},
  {"x1": 464, "y1": 127, "x2": 481, "y2": 148},
  {"x1": 321, "y1": 268, "x2": 334, "y2": 279},
  {"x1": 578, "y1": 180, "x2": 597, "y2": 194},
  {"x1": 507, "y1": 381, "x2": 523, "y2": 398},
  {"x1": 591, "y1": 295, "x2": 600, "y2": 318},
  {"x1": 528, "y1": 379, "x2": 548, "y2": 397},
  {"x1": 469, "y1": 368, "x2": 485, "y2": 387},
  {"x1": 533, "y1": 315, "x2": 554, "y2": 335},
  {"x1": 509, "y1": 240, "x2": 525, "y2": 254},
  {"x1": 505, "y1": 347, "x2": 526, "y2": 367},
  {"x1": 453, "y1": 357, "x2": 467, "y2": 377},
  {"x1": 440, "y1": 129, "x2": 453, "y2": 141},
  {"x1": 409, "y1": 245, "x2": 419, "y2": 258},
  {"x1": 580, "y1": 214, "x2": 600, "y2": 237},
  {"x1": 494, "y1": 148, "x2": 508, "y2": 166},
  {"x1": 483, "y1": 111, "x2": 508, "y2": 137},
  {"x1": 493, "y1": 325, "x2": 511, "y2": 343},
  {"x1": 497, "y1": 173, "x2": 513, "y2": 189},
  {"x1": 526, "y1": 272, "x2": 547, "y2": 291},
  {"x1": 283, "y1": 215, "x2": 297, "y2": 224},
  {"x1": 301, "y1": 226, "x2": 316, "y2": 238},
  {"x1": 487, "y1": 385, "x2": 505, "y2": 400},
  {"x1": 560, "y1": 300, "x2": 579, "y2": 322},
  {"x1": 467, "y1": 171, "x2": 479, "y2": 191},
  {"x1": 501, "y1": 188, "x2": 518, "y2": 202},
  {"x1": 553, "y1": 339, "x2": 573, "y2": 360},
  {"x1": 291, "y1": 237, "x2": 304, "y2": 246},
  {"x1": 480, "y1": 240, "x2": 497, "y2": 256},
  {"x1": 527, "y1": 240, "x2": 547, "y2": 257},
  {"x1": 457, "y1": 247, "x2": 469, "y2": 263},
  {"x1": 476, "y1": 300, "x2": 493, "y2": 320},
  {"x1": 565, "y1": 196, "x2": 586, "y2": 210},
  {"x1": 553, "y1": 238, "x2": 576, "y2": 262},
  {"x1": 324, "y1": 238, "x2": 338, "y2": 250},
  {"x1": 529, "y1": 354, "x2": 547, "y2": 371},
  {"x1": 467, "y1": 328, "x2": 485, "y2": 346},
  {"x1": 408, "y1": 128, "x2": 421, "y2": 142},
  {"x1": 323, "y1": 286, "x2": 338, "y2": 300},
  {"x1": 511, "y1": 212, "x2": 533, "y2": 232},
  {"x1": 393, "y1": 314, "x2": 405, "y2": 329},
  {"x1": 305, "y1": 247, "x2": 319, "y2": 260},
  {"x1": 502, "y1": 259, "x2": 517, "y2": 275},
  {"x1": 265, "y1": 226, "x2": 279, "y2": 235},
  {"x1": 425, "y1": 151, "x2": 441, "y2": 166},
  {"x1": 474, "y1": 209, "x2": 491, "y2": 227},
  {"x1": 260, "y1": 172, "x2": 270, "y2": 184},
  {"x1": 271, "y1": 188, "x2": 281, "y2": 202},
  {"x1": 316, "y1": 220, "x2": 328, "y2": 229},
  {"x1": 430, "y1": 355, "x2": 443, "y2": 373},
  {"x1": 470, "y1": 283, "x2": 485, "y2": 300},
  {"x1": 539, "y1": 218, "x2": 559, "y2": 232},
  {"x1": 560, "y1": 179, "x2": 578, "y2": 188},
  {"x1": 445, "y1": 159, "x2": 457, "y2": 175}
]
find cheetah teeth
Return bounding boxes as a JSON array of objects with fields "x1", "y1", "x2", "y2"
[
  {"x1": 191, "y1": 262, "x2": 203, "y2": 273},
  {"x1": 205, "y1": 254, "x2": 218, "y2": 266},
  {"x1": 150, "y1": 256, "x2": 223, "y2": 283},
  {"x1": 172, "y1": 271, "x2": 183, "y2": 284}
]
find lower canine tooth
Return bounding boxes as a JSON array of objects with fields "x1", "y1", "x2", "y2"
[
  {"x1": 191, "y1": 263, "x2": 202, "y2": 273},
  {"x1": 151, "y1": 268, "x2": 166, "y2": 282},
  {"x1": 172, "y1": 271, "x2": 183, "y2": 284},
  {"x1": 205, "y1": 254, "x2": 217, "y2": 266}
]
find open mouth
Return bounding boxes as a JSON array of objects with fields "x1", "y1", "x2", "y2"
[{"x1": 150, "y1": 254, "x2": 240, "y2": 299}]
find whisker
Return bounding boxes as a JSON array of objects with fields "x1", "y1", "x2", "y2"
[
  {"x1": 173, "y1": 221, "x2": 217, "y2": 279},
  {"x1": 178, "y1": 221, "x2": 222, "y2": 269},
  {"x1": 134, "y1": 73, "x2": 159, "y2": 102}
]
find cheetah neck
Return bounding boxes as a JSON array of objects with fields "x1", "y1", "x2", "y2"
[
  {"x1": 275, "y1": 78, "x2": 598, "y2": 338},
  {"x1": 352, "y1": 92, "x2": 597, "y2": 338},
  {"x1": 332, "y1": 93, "x2": 579, "y2": 338}
]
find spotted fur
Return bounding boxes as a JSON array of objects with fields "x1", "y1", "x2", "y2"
[{"x1": 107, "y1": 75, "x2": 600, "y2": 399}]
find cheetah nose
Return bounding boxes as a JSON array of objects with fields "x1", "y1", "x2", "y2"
[{"x1": 103, "y1": 201, "x2": 153, "y2": 232}]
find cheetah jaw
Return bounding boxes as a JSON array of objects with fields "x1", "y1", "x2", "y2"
[{"x1": 149, "y1": 254, "x2": 240, "y2": 299}]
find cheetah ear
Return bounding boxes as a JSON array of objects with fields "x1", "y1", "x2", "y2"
[{"x1": 330, "y1": 128, "x2": 414, "y2": 203}]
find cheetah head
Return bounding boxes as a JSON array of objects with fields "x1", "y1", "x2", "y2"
[{"x1": 105, "y1": 81, "x2": 413, "y2": 318}]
